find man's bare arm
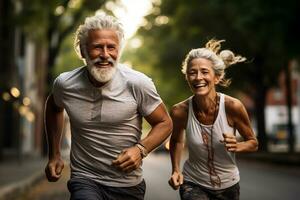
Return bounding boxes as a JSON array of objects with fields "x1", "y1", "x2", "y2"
[
  {"x1": 112, "y1": 103, "x2": 172, "y2": 173},
  {"x1": 140, "y1": 103, "x2": 173, "y2": 152},
  {"x1": 44, "y1": 94, "x2": 65, "y2": 182}
]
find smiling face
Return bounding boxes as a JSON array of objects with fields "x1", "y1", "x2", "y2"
[
  {"x1": 186, "y1": 58, "x2": 220, "y2": 96},
  {"x1": 83, "y1": 29, "x2": 120, "y2": 84}
]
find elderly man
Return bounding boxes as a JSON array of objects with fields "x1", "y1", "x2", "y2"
[{"x1": 44, "y1": 12, "x2": 172, "y2": 200}]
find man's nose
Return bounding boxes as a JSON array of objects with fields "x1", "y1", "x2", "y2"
[{"x1": 100, "y1": 47, "x2": 109, "y2": 59}]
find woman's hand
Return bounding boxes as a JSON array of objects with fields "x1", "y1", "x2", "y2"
[
  {"x1": 222, "y1": 133, "x2": 237, "y2": 152},
  {"x1": 168, "y1": 171, "x2": 184, "y2": 190}
]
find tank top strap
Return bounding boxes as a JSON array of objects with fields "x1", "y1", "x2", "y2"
[
  {"x1": 217, "y1": 93, "x2": 226, "y2": 122},
  {"x1": 188, "y1": 96, "x2": 193, "y2": 115},
  {"x1": 219, "y1": 93, "x2": 225, "y2": 113},
  {"x1": 217, "y1": 93, "x2": 236, "y2": 134},
  {"x1": 186, "y1": 96, "x2": 194, "y2": 129}
]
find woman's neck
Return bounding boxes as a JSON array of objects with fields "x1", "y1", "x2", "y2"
[{"x1": 194, "y1": 92, "x2": 218, "y2": 114}]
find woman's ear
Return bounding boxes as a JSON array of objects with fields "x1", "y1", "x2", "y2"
[{"x1": 214, "y1": 75, "x2": 221, "y2": 85}]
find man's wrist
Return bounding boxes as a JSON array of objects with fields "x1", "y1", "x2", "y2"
[{"x1": 136, "y1": 143, "x2": 148, "y2": 158}]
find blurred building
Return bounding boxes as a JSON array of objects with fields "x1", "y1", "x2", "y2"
[
  {"x1": 237, "y1": 61, "x2": 300, "y2": 151},
  {"x1": 265, "y1": 62, "x2": 300, "y2": 149},
  {"x1": 0, "y1": 0, "x2": 47, "y2": 162},
  {"x1": 238, "y1": 62, "x2": 300, "y2": 151}
]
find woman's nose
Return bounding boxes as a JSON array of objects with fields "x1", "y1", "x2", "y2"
[{"x1": 195, "y1": 71, "x2": 203, "y2": 80}]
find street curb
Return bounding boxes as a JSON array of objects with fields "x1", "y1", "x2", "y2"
[
  {"x1": 237, "y1": 152, "x2": 300, "y2": 166},
  {"x1": 0, "y1": 170, "x2": 45, "y2": 200}
]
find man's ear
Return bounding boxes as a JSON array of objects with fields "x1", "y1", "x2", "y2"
[{"x1": 80, "y1": 45, "x2": 86, "y2": 59}]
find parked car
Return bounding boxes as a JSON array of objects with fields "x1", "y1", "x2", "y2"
[{"x1": 268, "y1": 124, "x2": 292, "y2": 144}]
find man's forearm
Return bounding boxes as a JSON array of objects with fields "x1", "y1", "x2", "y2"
[
  {"x1": 140, "y1": 119, "x2": 172, "y2": 153},
  {"x1": 44, "y1": 95, "x2": 64, "y2": 159}
]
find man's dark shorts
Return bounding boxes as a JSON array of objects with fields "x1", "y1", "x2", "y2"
[
  {"x1": 67, "y1": 177, "x2": 146, "y2": 200},
  {"x1": 179, "y1": 181, "x2": 240, "y2": 200}
]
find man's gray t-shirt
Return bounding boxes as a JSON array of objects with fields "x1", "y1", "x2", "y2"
[{"x1": 52, "y1": 64, "x2": 162, "y2": 187}]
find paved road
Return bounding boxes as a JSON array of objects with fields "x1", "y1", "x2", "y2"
[
  {"x1": 143, "y1": 153, "x2": 300, "y2": 200},
  {"x1": 238, "y1": 158, "x2": 300, "y2": 200},
  {"x1": 16, "y1": 152, "x2": 300, "y2": 200},
  {"x1": 143, "y1": 152, "x2": 180, "y2": 200},
  {"x1": 14, "y1": 166, "x2": 70, "y2": 200}
]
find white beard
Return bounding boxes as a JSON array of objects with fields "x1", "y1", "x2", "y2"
[{"x1": 86, "y1": 57, "x2": 117, "y2": 83}]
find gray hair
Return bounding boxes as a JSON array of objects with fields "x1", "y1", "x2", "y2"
[
  {"x1": 74, "y1": 12, "x2": 125, "y2": 59},
  {"x1": 181, "y1": 39, "x2": 246, "y2": 87}
]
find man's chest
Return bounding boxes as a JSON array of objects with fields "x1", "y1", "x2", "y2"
[{"x1": 64, "y1": 89, "x2": 140, "y2": 126}]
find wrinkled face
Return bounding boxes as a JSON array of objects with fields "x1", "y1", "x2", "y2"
[
  {"x1": 186, "y1": 58, "x2": 220, "y2": 96},
  {"x1": 84, "y1": 29, "x2": 120, "y2": 83}
]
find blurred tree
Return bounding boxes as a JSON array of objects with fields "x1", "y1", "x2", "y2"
[
  {"x1": 0, "y1": 0, "x2": 17, "y2": 160},
  {"x1": 54, "y1": 33, "x2": 83, "y2": 76},
  {"x1": 133, "y1": 0, "x2": 300, "y2": 151},
  {"x1": 18, "y1": 0, "x2": 114, "y2": 89},
  {"x1": 13, "y1": 0, "x2": 116, "y2": 155}
]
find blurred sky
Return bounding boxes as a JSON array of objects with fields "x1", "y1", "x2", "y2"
[{"x1": 107, "y1": 0, "x2": 152, "y2": 39}]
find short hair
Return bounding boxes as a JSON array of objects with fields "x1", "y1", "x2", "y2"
[
  {"x1": 181, "y1": 39, "x2": 246, "y2": 87},
  {"x1": 74, "y1": 12, "x2": 125, "y2": 59}
]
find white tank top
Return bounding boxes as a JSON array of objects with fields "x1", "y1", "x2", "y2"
[{"x1": 182, "y1": 93, "x2": 240, "y2": 190}]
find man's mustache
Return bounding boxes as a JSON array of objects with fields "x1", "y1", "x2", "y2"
[{"x1": 91, "y1": 57, "x2": 116, "y2": 65}]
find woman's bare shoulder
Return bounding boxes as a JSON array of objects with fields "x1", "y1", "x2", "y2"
[
  {"x1": 171, "y1": 99, "x2": 190, "y2": 120},
  {"x1": 224, "y1": 95, "x2": 244, "y2": 114}
]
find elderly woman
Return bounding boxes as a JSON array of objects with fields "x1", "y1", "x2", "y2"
[{"x1": 168, "y1": 39, "x2": 258, "y2": 200}]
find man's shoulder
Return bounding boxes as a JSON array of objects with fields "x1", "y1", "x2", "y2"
[
  {"x1": 55, "y1": 66, "x2": 86, "y2": 85},
  {"x1": 118, "y1": 64, "x2": 152, "y2": 85}
]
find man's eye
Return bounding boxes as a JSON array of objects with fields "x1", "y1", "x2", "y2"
[
  {"x1": 108, "y1": 46, "x2": 115, "y2": 50},
  {"x1": 93, "y1": 45, "x2": 102, "y2": 49}
]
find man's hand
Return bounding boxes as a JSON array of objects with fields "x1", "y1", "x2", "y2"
[
  {"x1": 222, "y1": 133, "x2": 237, "y2": 152},
  {"x1": 45, "y1": 156, "x2": 64, "y2": 182},
  {"x1": 112, "y1": 146, "x2": 142, "y2": 173},
  {"x1": 168, "y1": 171, "x2": 183, "y2": 190}
]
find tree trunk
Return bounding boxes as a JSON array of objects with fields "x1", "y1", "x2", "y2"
[
  {"x1": 284, "y1": 61, "x2": 295, "y2": 153},
  {"x1": 46, "y1": 29, "x2": 61, "y2": 92},
  {"x1": 254, "y1": 56, "x2": 268, "y2": 152},
  {"x1": 255, "y1": 85, "x2": 268, "y2": 152},
  {"x1": 0, "y1": 0, "x2": 16, "y2": 160}
]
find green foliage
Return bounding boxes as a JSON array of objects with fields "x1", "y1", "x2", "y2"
[
  {"x1": 53, "y1": 33, "x2": 83, "y2": 77},
  {"x1": 17, "y1": 0, "x2": 113, "y2": 83},
  {"x1": 128, "y1": 0, "x2": 300, "y2": 108},
  {"x1": 124, "y1": 0, "x2": 300, "y2": 151}
]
